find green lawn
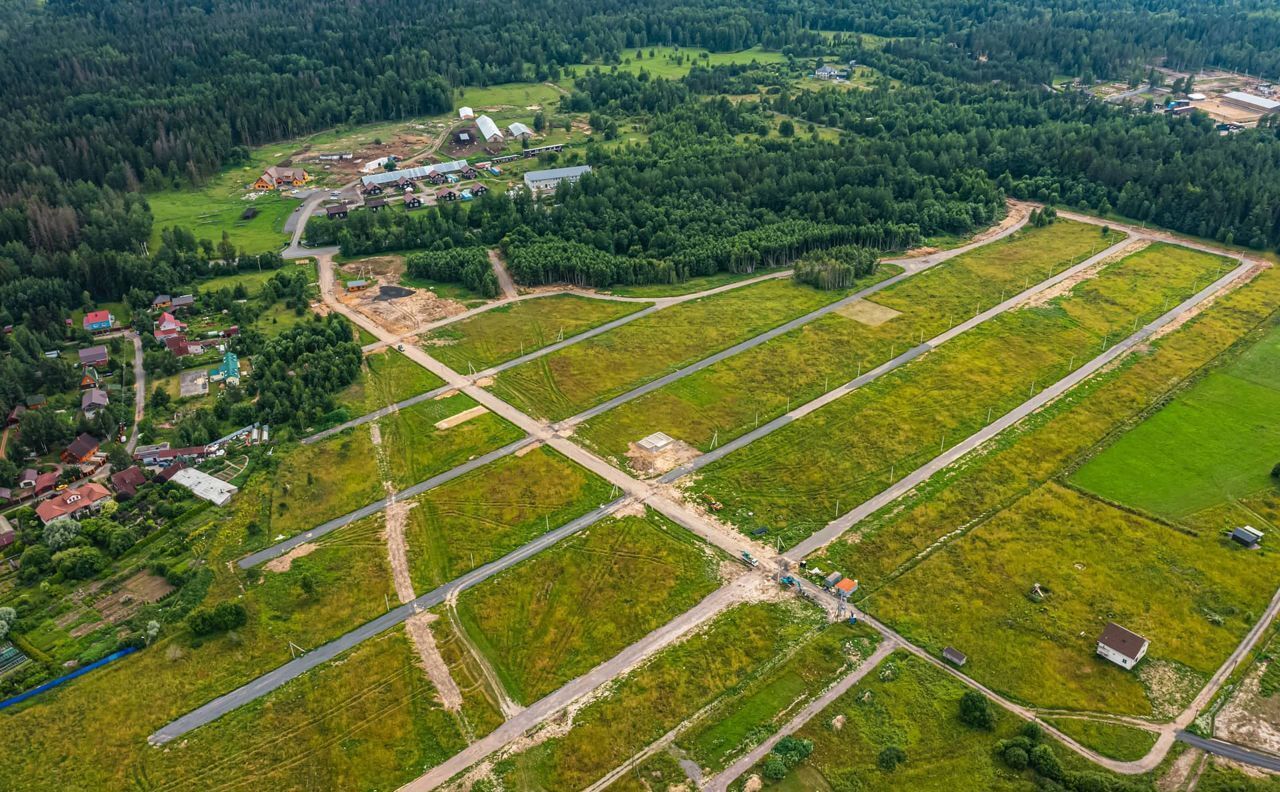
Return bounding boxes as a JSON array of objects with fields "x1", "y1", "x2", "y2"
[
  {"x1": 454, "y1": 509, "x2": 723, "y2": 704},
  {"x1": 422, "y1": 294, "x2": 646, "y2": 372},
  {"x1": 489, "y1": 278, "x2": 850, "y2": 421},
  {"x1": 603, "y1": 269, "x2": 780, "y2": 298},
  {"x1": 402, "y1": 445, "x2": 614, "y2": 591},
  {"x1": 1043, "y1": 717, "x2": 1158, "y2": 761},
  {"x1": 336, "y1": 347, "x2": 445, "y2": 415},
  {"x1": 1071, "y1": 320, "x2": 1280, "y2": 518},
  {"x1": 378, "y1": 393, "x2": 524, "y2": 489},
  {"x1": 691, "y1": 242, "x2": 1225, "y2": 547},
  {"x1": 148, "y1": 172, "x2": 300, "y2": 254},
  {"x1": 574, "y1": 46, "x2": 787, "y2": 80}
]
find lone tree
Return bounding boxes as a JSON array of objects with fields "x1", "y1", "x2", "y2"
[
  {"x1": 878, "y1": 745, "x2": 907, "y2": 772},
  {"x1": 959, "y1": 690, "x2": 996, "y2": 730}
]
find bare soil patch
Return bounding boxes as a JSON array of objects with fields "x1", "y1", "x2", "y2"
[
  {"x1": 338, "y1": 257, "x2": 468, "y2": 335},
  {"x1": 94, "y1": 572, "x2": 176, "y2": 624},
  {"x1": 405, "y1": 611, "x2": 464, "y2": 712},
  {"x1": 265, "y1": 542, "x2": 319, "y2": 573},
  {"x1": 384, "y1": 500, "x2": 419, "y2": 603},
  {"x1": 434, "y1": 405, "x2": 489, "y2": 430},
  {"x1": 626, "y1": 438, "x2": 701, "y2": 477},
  {"x1": 837, "y1": 299, "x2": 901, "y2": 327},
  {"x1": 1020, "y1": 240, "x2": 1146, "y2": 309},
  {"x1": 1214, "y1": 660, "x2": 1280, "y2": 755},
  {"x1": 514, "y1": 441, "x2": 542, "y2": 457}
]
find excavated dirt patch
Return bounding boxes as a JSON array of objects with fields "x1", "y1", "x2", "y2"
[
  {"x1": 626, "y1": 438, "x2": 701, "y2": 477},
  {"x1": 1215, "y1": 661, "x2": 1280, "y2": 755},
  {"x1": 435, "y1": 405, "x2": 488, "y2": 430},
  {"x1": 265, "y1": 542, "x2": 319, "y2": 573},
  {"x1": 405, "y1": 611, "x2": 464, "y2": 712},
  {"x1": 837, "y1": 300, "x2": 901, "y2": 326}
]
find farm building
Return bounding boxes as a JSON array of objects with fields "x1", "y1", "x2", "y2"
[
  {"x1": 942, "y1": 647, "x2": 967, "y2": 667},
  {"x1": 459, "y1": 106, "x2": 475, "y2": 119},
  {"x1": 62, "y1": 433, "x2": 101, "y2": 464},
  {"x1": 360, "y1": 160, "x2": 468, "y2": 189},
  {"x1": 81, "y1": 388, "x2": 109, "y2": 417},
  {"x1": 346, "y1": 279, "x2": 369, "y2": 292},
  {"x1": 476, "y1": 115, "x2": 503, "y2": 143},
  {"x1": 1096, "y1": 622, "x2": 1149, "y2": 670},
  {"x1": 253, "y1": 166, "x2": 311, "y2": 190},
  {"x1": 110, "y1": 466, "x2": 148, "y2": 497},
  {"x1": 1221, "y1": 91, "x2": 1280, "y2": 114},
  {"x1": 35, "y1": 482, "x2": 112, "y2": 524},
  {"x1": 524, "y1": 165, "x2": 592, "y2": 193},
  {"x1": 508, "y1": 122, "x2": 533, "y2": 140},
  {"x1": 1232, "y1": 525, "x2": 1264, "y2": 547},
  {"x1": 169, "y1": 467, "x2": 238, "y2": 507},
  {"x1": 326, "y1": 203, "x2": 349, "y2": 220},
  {"x1": 82, "y1": 311, "x2": 114, "y2": 334},
  {"x1": 78, "y1": 345, "x2": 109, "y2": 367}
]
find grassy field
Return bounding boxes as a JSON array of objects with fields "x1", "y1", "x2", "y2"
[
  {"x1": 377, "y1": 393, "x2": 524, "y2": 490},
  {"x1": 691, "y1": 242, "x2": 1226, "y2": 547},
  {"x1": 1071, "y1": 320, "x2": 1280, "y2": 518},
  {"x1": 577, "y1": 222, "x2": 1115, "y2": 468},
  {"x1": 336, "y1": 347, "x2": 445, "y2": 414},
  {"x1": 402, "y1": 445, "x2": 614, "y2": 591},
  {"x1": 1043, "y1": 718, "x2": 1158, "y2": 761},
  {"x1": 603, "y1": 269, "x2": 782, "y2": 297},
  {"x1": 489, "y1": 278, "x2": 850, "y2": 421},
  {"x1": 454, "y1": 509, "x2": 724, "y2": 704},
  {"x1": 0, "y1": 494, "x2": 398, "y2": 791},
  {"x1": 491, "y1": 600, "x2": 825, "y2": 791},
  {"x1": 574, "y1": 46, "x2": 788, "y2": 80},
  {"x1": 422, "y1": 294, "x2": 646, "y2": 372},
  {"x1": 748, "y1": 652, "x2": 1038, "y2": 791},
  {"x1": 262, "y1": 431, "x2": 385, "y2": 543}
]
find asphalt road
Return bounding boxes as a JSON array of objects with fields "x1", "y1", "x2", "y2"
[
  {"x1": 236, "y1": 436, "x2": 534, "y2": 569},
  {"x1": 151, "y1": 497, "x2": 629, "y2": 745},
  {"x1": 1176, "y1": 732, "x2": 1280, "y2": 771},
  {"x1": 299, "y1": 382, "x2": 458, "y2": 445}
]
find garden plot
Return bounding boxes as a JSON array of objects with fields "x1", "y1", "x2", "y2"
[
  {"x1": 690, "y1": 243, "x2": 1226, "y2": 547},
  {"x1": 402, "y1": 445, "x2": 615, "y2": 592},
  {"x1": 488, "y1": 278, "x2": 848, "y2": 421},
  {"x1": 575, "y1": 221, "x2": 1119, "y2": 470},
  {"x1": 421, "y1": 294, "x2": 646, "y2": 373},
  {"x1": 453, "y1": 509, "x2": 725, "y2": 705}
]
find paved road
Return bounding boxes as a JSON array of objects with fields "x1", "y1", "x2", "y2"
[
  {"x1": 126, "y1": 332, "x2": 145, "y2": 453},
  {"x1": 237, "y1": 437, "x2": 534, "y2": 569},
  {"x1": 151, "y1": 497, "x2": 629, "y2": 745},
  {"x1": 706, "y1": 639, "x2": 899, "y2": 791},
  {"x1": 299, "y1": 382, "x2": 459, "y2": 445},
  {"x1": 1176, "y1": 732, "x2": 1280, "y2": 771}
]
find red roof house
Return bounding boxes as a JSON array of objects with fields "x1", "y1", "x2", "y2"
[
  {"x1": 109, "y1": 466, "x2": 148, "y2": 497},
  {"x1": 35, "y1": 483, "x2": 112, "y2": 524}
]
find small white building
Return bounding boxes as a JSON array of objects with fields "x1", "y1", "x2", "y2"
[
  {"x1": 170, "y1": 467, "x2": 239, "y2": 507},
  {"x1": 508, "y1": 122, "x2": 534, "y2": 140},
  {"x1": 637, "y1": 432, "x2": 675, "y2": 452},
  {"x1": 459, "y1": 106, "x2": 475, "y2": 120},
  {"x1": 1097, "y1": 622, "x2": 1149, "y2": 670},
  {"x1": 475, "y1": 115, "x2": 503, "y2": 143},
  {"x1": 524, "y1": 165, "x2": 592, "y2": 194}
]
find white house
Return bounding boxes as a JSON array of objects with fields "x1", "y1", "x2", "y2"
[
  {"x1": 1096, "y1": 623, "x2": 1149, "y2": 670},
  {"x1": 475, "y1": 115, "x2": 503, "y2": 143},
  {"x1": 458, "y1": 106, "x2": 475, "y2": 120}
]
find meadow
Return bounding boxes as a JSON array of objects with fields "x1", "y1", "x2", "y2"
[
  {"x1": 574, "y1": 46, "x2": 788, "y2": 80},
  {"x1": 489, "y1": 278, "x2": 849, "y2": 421},
  {"x1": 335, "y1": 347, "x2": 445, "y2": 415},
  {"x1": 454, "y1": 509, "x2": 724, "y2": 704},
  {"x1": 691, "y1": 242, "x2": 1226, "y2": 547},
  {"x1": 1043, "y1": 718, "x2": 1158, "y2": 761},
  {"x1": 421, "y1": 294, "x2": 645, "y2": 373},
  {"x1": 402, "y1": 445, "x2": 615, "y2": 591},
  {"x1": 576, "y1": 222, "x2": 1116, "y2": 467},
  {"x1": 377, "y1": 393, "x2": 524, "y2": 490},
  {"x1": 263, "y1": 430, "x2": 385, "y2": 543},
  {"x1": 1071, "y1": 320, "x2": 1280, "y2": 519},
  {"x1": 491, "y1": 600, "x2": 824, "y2": 791}
]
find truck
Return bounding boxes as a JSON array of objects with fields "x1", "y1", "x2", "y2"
[{"x1": 741, "y1": 551, "x2": 759, "y2": 568}]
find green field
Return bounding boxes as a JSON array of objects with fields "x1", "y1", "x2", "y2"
[
  {"x1": 264, "y1": 431, "x2": 384, "y2": 543},
  {"x1": 422, "y1": 294, "x2": 646, "y2": 372},
  {"x1": 336, "y1": 347, "x2": 445, "y2": 415},
  {"x1": 1071, "y1": 320, "x2": 1280, "y2": 518},
  {"x1": 575, "y1": 46, "x2": 788, "y2": 80},
  {"x1": 454, "y1": 509, "x2": 723, "y2": 704},
  {"x1": 492, "y1": 600, "x2": 825, "y2": 791},
  {"x1": 692, "y1": 243, "x2": 1226, "y2": 546},
  {"x1": 1043, "y1": 717, "x2": 1158, "y2": 761},
  {"x1": 377, "y1": 393, "x2": 524, "y2": 489},
  {"x1": 403, "y1": 445, "x2": 614, "y2": 591},
  {"x1": 577, "y1": 222, "x2": 1114, "y2": 469},
  {"x1": 603, "y1": 269, "x2": 782, "y2": 297},
  {"x1": 489, "y1": 278, "x2": 849, "y2": 420}
]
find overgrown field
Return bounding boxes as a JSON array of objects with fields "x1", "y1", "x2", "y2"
[
  {"x1": 454, "y1": 509, "x2": 724, "y2": 704},
  {"x1": 489, "y1": 600, "x2": 825, "y2": 791},
  {"x1": 1043, "y1": 718, "x2": 1158, "y2": 761},
  {"x1": 1070, "y1": 319, "x2": 1280, "y2": 519},
  {"x1": 403, "y1": 445, "x2": 614, "y2": 591},
  {"x1": 336, "y1": 347, "x2": 445, "y2": 415},
  {"x1": 488, "y1": 278, "x2": 847, "y2": 421},
  {"x1": 422, "y1": 294, "x2": 645, "y2": 373},
  {"x1": 263, "y1": 430, "x2": 384, "y2": 542},
  {"x1": 377, "y1": 393, "x2": 524, "y2": 490},
  {"x1": 692, "y1": 243, "x2": 1226, "y2": 546},
  {"x1": 577, "y1": 221, "x2": 1118, "y2": 467}
]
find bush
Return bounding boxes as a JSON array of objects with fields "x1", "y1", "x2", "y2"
[
  {"x1": 878, "y1": 745, "x2": 906, "y2": 772},
  {"x1": 53, "y1": 546, "x2": 108, "y2": 579},
  {"x1": 774, "y1": 736, "x2": 814, "y2": 766},
  {"x1": 959, "y1": 690, "x2": 996, "y2": 730},
  {"x1": 1030, "y1": 744, "x2": 1064, "y2": 781},
  {"x1": 762, "y1": 755, "x2": 788, "y2": 780},
  {"x1": 187, "y1": 601, "x2": 249, "y2": 636},
  {"x1": 1003, "y1": 745, "x2": 1029, "y2": 770}
]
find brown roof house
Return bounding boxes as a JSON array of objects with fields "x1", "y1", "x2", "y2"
[
  {"x1": 62, "y1": 433, "x2": 101, "y2": 464},
  {"x1": 1096, "y1": 623, "x2": 1149, "y2": 670},
  {"x1": 110, "y1": 465, "x2": 148, "y2": 497}
]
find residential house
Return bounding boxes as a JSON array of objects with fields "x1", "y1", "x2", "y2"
[
  {"x1": 18, "y1": 469, "x2": 37, "y2": 489},
  {"x1": 62, "y1": 433, "x2": 101, "y2": 464},
  {"x1": 361, "y1": 183, "x2": 384, "y2": 196},
  {"x1": 33, "y1": 471, "x2": 59, "y2": 497},
  {"x1": 171, "y1": 294, "x2": 196, "y2": 311},
  {"x1": 523, "y1": 165, "x2": 592, "y2": 194},
  {"x1": 405, "y1": 195, "x2": 423, "y2": 209},
  {"x1": 1096, "y1": 623, "x2": 1149, "y2": 670},
  {"x1": 0, "y1": 488, "x2": 11, "y2": 507},
  {"x1": 153, "y1": 311, "x2": 187, "y2": 340},
  {"x1": 152, "y1": 294, "x2": 172, "y2": 309},
  {"x1": 473, "y1": 184, "x2": 489, "y2": 196},
  {"x1": 438, "y1": 189, "x2": 458, "y2": 202},
  {"x1": 25, "y1": 394, "x2": 46, "y2": 410},
  {"x1": 82, "y1": 311, "x2": 114, "y2": 334},
  {"x1": 81, "y1": 388, "x2": 109, "y2": 417},
  {"x1": 475, "y1": 115, "x2": 503, "y2": 143},
  {"x1": 814, "y1": 64, "x2": 844, "y2": 80},
  {"x1": 508, "y1": 122, "x2": 533, "y2": 140},
  {"x1": 35, "y1": 483, "x2": 112, "y2": 524},
  {"x1": 208, "y1": 351, "x2": 240, "y2": 386},
  {"x1": 163, "y1": 335, "x2": 201, "y2": 357},
  {"x1": 109, "y1": 466, "x2": 148, "y2": 497},
  {"x1": 365, "y1": 198, "x2": 388, "y2": 212},
  {"x1": 6, "y1": 405, "x2": 25, "y2": 427},
  {"x1": 461, "y1": 166, "x2": 479, "y2": 179},
  {"x1": 78, "y1": 345, "x2": 109, "y2": 368},
  {"x1": 156, "y1": 462, "x2": 187, "y2": 483},
  {"x1": 79, "y1": 368, "x2": 101, "y2": 390},
  {"x1": 252, "y1": 166, "x2": 311, "y2": 190}
]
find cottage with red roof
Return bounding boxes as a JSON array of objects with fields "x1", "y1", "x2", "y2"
[
  {"x1": 154, "y1": 311, "x2": 186, "y2": 340},
  {"x1": 35, "y1": 482, "x2": 112, "y2": 524},
  {"x1": 83, "y1": 310, "x2": 114, "y2": 334},
  {"x1": 33, "y1": 471, "x2": 59, "y2": 497}
]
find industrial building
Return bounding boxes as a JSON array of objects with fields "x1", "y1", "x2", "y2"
[{"x1": 170, "y1": 468, "x2": 239, "y2": 507}]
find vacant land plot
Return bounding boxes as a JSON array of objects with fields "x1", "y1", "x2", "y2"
[
  {"x1": 749, "y1": 652, "x2": 1050, "y2": 792},
  {"x1": 576, "y1": 223, "x2": 1117, "y2": 469},
  {"x1": 576, "y1": 46, "x2": 787, "y2": 80},
  {"x1": 692, "y1": 243, "x2": 1225, "y2": 546},
  {"x1": 422, "y1": 294, "x2": 646, "y2": 372},
  {"x1": 403, "y1": 445, "x2": 614, "y2": 591},
  {"x1": 454, "y1": 509, "x2": 724, "y2": 704},
  {"x1": 490, "y1": 279, "x2": 849, "y2": 421},
  {"x1": 867, "y1": 482, "x2": 1280, "y2": 716},
  {"x1": 1043, "y1": 717, "x2": 1158, "y2": 761},
  {"x1": 1071, "y1": 320, "x2": 1280, "y2": 519},
  {"x1": 489, "y1": 600, "x2": 823, "y2": 792},
  {"x1": 378, "y1": 393, "x2": 524, "y2": 490},
  {"x1": 604, "y1": 269, "x2": 780, "y2": 298},
  {"x1": 264, "y1": 430, "x2": 384, "y2": 542},
  {"x1": 336, "y1": 347, "x2": 445, "y2": 415}
]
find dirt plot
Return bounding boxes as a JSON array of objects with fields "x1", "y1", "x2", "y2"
[
  {"x1": 435, "y1": 405, "x2": 489, "y2": 430},
  {"x1": 93, "y1": 572, "x2": 176, "y2": 624},
  {"x1": 1215, "y1": 660, "x2": 1280, "y2": 755},
  {"x1": 338, "y1": 257, "x2": 469, "y2": 335},
  {"x1": 626, "y1": 437, "x2": 702, "y2": 476},
  {"x1": 1193, "y1": 97, "x2": 1265, "y2": 126},
  {"x1": 405, "y1": 611, "x2": 464, "y2": 712},
  {"x1": 836, "y1": 299, "x2": 901, "y2": 326},
  {"x1": 264, "y1": 542, "x2": 319, "y2": 573},
  {"x1": 179, "y1": 369, "x2": 209, "y2": 398}
]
